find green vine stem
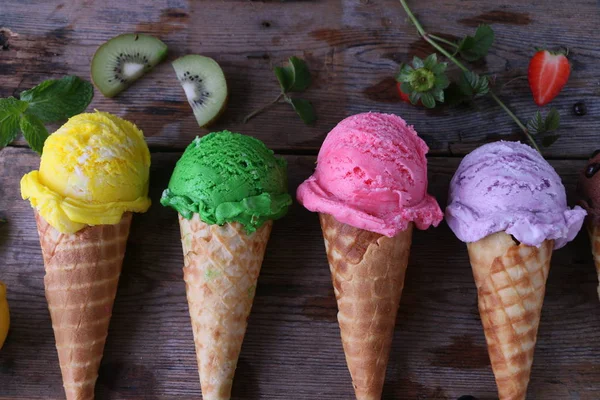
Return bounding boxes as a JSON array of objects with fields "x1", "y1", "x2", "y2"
[
  {"x1": 399, "y1": 0, "x2": 541, "y2": 154},
  {"x1": 428, "y1": 34, "x2": 459, "y2": 49}
]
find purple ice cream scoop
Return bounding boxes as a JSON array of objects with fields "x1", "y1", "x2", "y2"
[{"x1": 445, "y1": 141, "x2": 586, "y2": 249}]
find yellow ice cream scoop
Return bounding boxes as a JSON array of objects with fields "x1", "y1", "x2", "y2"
[
  {"x1": 21, "y1": 111, "x2": 151, "y2": 233},
  {"x1": 0, "y1": 281, "x2": 9, "y2": 350}
]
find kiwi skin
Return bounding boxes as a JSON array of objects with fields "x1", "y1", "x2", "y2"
[
  {"x1": 172, "y1": 55, "x2": 229, "y2": 128},
  {"x1": 202, "y1": 92, "x2": 229, "y2": 128},
  {"x1": 91, "y1": 33, "x2": 168, "y2": 98}
]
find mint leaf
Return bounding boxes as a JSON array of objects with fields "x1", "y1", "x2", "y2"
[
  {"x1": 458, "y1": 71, "x2": 489, "y2": 97},
  {"x1": 457, "y1": 24, "x2": 495, "y2": 62},
  {"x1": 274, "y1": 57, "x2": 311, "y2": 93},
  {"x1": 287, "y1": 97, "x2": 316, "y2": 125},
  {"x1": 0, "y1": 97, "x2": 28, "y2": 147},
  {"x1": 20, "y1": 76, "x2": 93, "y2": 123},
  {"x1": 274, "y1": 66, "x2": 293, "y2": 92},
  {"x1": 19, "y1": 113, "x2": 48, "y2": 154}
]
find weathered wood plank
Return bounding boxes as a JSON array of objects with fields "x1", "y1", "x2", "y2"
[
  {"x1": 0, "y1": 147, "x2": 598, "y2": 399},
  {"x1": 1, "y1": 0, "x2": 599, "y2": 157}
]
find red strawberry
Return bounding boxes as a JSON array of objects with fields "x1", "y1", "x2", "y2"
[
  {"x1": 528, "y1": 49, "x2": 571, "y2": 106},
  {"x1": 396, "y1": 82, "x2": 422, "y2": 106}
]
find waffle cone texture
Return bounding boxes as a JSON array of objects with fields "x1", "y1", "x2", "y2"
[
  {"x1": 178, "y1": 213, "x2": 272, "y2": 400},
  {"x1": 587, "y1": 223, "x2": 600, "y2": 300},
  {"x1": 35, "y1": 211, "x2": 132, "y2": 400},
  {"x1": 467, "y1": 231, "x2": 553, "y2": 400},
  {"x1": 319, "y1": 213, "x2": 413, "y2": 400}
]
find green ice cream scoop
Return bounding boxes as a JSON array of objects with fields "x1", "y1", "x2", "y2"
[{"x1": 161, "y1": 131, "x2": 292, "y2": 233}]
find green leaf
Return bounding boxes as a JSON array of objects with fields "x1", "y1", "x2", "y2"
[
  {"x1": 444, "y1": 82, "x2": 471, "y2": 106},
  {"x1": 423, "y1": 53, "x2": 438, "y2": 69},
  {"x1": 395, "y1": 63, "x2": 414, "y2": 83},
  {"x1": 544, "y1": 108, "x2": 560, "y2": 131},
  {"x1": 409, "y1": 91, "x2": 422, "y2": 105},
  {"x1": 412, "y1": 56, "x2": 424, "y2": 69},
  {"x1": 527, "y1": 108, "x2": 560, "y2": 135},
  {"x1": 20, "y1": 76, "x2": 93, "y2": 123},
  {"x1": 420, "y1": 92, "x2": 436, "y2": 108},
  {"x1": 432, "y1": 88, "x2": 445, "y2": 103},
  {"x1": 274, "y1": 57, "x2": 311, "y2": 93},
  {"x1": 457, "y1": 24, "x2": 495, "y2": 62},
  {"x1": 431, "y1": 62, "x2": 447, "y2": 75},
  {"x1": 434, "y1": 73, "x2": 450, "y2": 90},
  {"x1": 0, "y1": 97, "x2": 28, "y2": 147},
  {"x1": 527, "y1": 111, "x2": 544, "y2": 135},
  {"x1": 287, "y1": 97, "x2": 316, "y2": 125},
  {"x1": 459, "y1": 71, "x2": 489, "y2": 97},
  {"x1": 19, "y1": 113, "x2": 49, "y2": 154},
  {"x1": 542, "y1": 134, "x2": 560, "y2": 147},
  {"x1": 400, "y1": 82, "x2": 413, "y2": 94},
  {"x1": 274, "y1": 66, "x2": 293, "y2": 92}
]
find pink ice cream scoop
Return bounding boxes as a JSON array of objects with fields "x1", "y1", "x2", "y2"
[
  {"x1": 446, "y1": 141, "x2": 586, "y2": 249},
  {"x1": 296, "y1": 112, "x2": 443, "y2": 236}
]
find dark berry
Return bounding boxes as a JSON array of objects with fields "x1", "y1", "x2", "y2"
[
  {"x1": 573, "y1": 101, "x2": 587, "y2": 116},
  {"x1": 585, "y1": 163, "x2": 600, "y2": 178},
  {"x1": 591, "y1": 149, "x2": 600, "y2": 159},
  {"x1": 457, "y1": 396, "x2": 478, "y2": 400}
]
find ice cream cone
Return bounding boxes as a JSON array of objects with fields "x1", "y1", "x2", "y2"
[
  {"x1": 319, "y1": 213, "x2": 413, "y2": 400},
  {"x1": 178, "y1": 213, "x2": 272, "y2": 400},
  {"x1": 587, "y1": 223, "x2": 600, "y2": 300},
  {"x1": 467, "y1": 231, "x2": 553, "y2": 400},
  {"x1": 35, "y1": 211, "x2": 132, "y2": 400}
]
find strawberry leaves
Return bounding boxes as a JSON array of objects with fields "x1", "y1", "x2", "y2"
[
  {"x1": 527, "y1": 108, "x2": 560, "y2": 147},
  {"x1": 458, "y1": 71, "x2": 489, "y2": 97},
  {"x1": 395, "y1": 54, "x2": 449, "y2": 108},
  {"x1": 397, "y1": 0, "x2": 567, "y2": 152},
  {"x1": 456, "y1": 25, "x2": 495, "y2": 62},
  {"x1": 245, "y1": 56, "x2": 316, "y2": 125}
]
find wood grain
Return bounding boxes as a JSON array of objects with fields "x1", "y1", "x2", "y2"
[
  {"x1": 1, "y1": 0, "x2": 599, "y2": 157},
  {"x1": 0, "y1": 147, "x2": 598, "y2": 399}
]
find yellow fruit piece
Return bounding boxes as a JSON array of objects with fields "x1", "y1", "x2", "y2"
[{"x1": 0, "y1": 281, "x2": 9, "y2": 350}]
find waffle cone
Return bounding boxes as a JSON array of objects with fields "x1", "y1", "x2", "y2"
[
  {"x1": 467, "y1": 232, "x2": 553, "y2": 400},
  {"x1": 178, "y1": 213, "x2": 272, "y2": 400},
  {"x1": 319, "y1": 213, "x2": 412, "y2": 400},
  {"x1": 35, "y1": 211, "x2": 132, "y2": 400},
  {"x1": 587, "y1": 222, "x2": 600, "y2": 300}
]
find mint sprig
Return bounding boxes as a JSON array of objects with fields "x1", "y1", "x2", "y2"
[
  {"x1": 20, "y1": 76, "x2": 94, "y2": 122},
  {"x1": 20, "y1": 113, "x2": 49, "y2": 154},
  {"x1": 0, "y1": 97, "x2": 28, "y2": 147},
  {"x1": 0, "y1": 76, "x2": 93, "y2": 154},
  {"x1": 244, "y1": 56, "x2": 316, "y2": 125}
]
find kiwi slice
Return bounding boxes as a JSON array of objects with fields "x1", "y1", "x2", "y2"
[
  {"x1": 172, "y1": 55, "x2": 228, "y2": 127},
  {"x1": 91, "y1": 33, "x2": 168, "y2": 97}
]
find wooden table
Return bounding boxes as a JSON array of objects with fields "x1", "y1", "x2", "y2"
[{"x1": 1, "y1": 1, "x2": 599, "y2": 399}]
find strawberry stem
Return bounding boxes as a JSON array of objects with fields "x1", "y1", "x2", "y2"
[
  {"x1": 399, "y1": 0, "x2": 541, "y2": 154},
  {"x1": 428, "y1": 34, "x2": 459, "y2": 50}
]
